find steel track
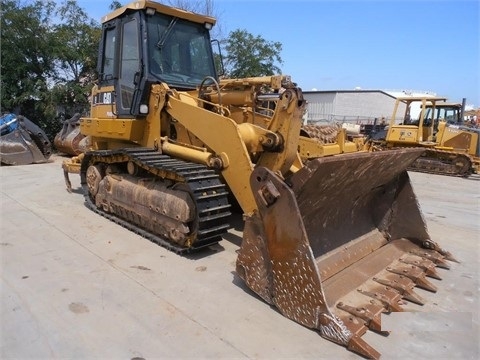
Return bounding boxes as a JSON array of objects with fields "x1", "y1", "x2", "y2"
[
  {"x1": 80, "y1": 147, "x2": 232, "y2": 254},
  {"x1": 406, "y1": 148, "x2": 473, "y2": 177}
]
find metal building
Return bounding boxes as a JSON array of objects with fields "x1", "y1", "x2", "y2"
[{"x1": 303, "y1": 89, "x2": 436, "y2": 125}]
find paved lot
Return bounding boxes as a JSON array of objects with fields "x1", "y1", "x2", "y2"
[{"x1": 1, "y1": 154, "x2": 479, "y2": 359}]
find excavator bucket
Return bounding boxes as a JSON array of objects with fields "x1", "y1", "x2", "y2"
[
  {"x1": 237, "y1": 148, "x2": 456, "y2": 359},
  {"x1": 0, "y1": 114, "x2": 52, "y2": 165},
  {"x1": 54, "y1": 113, "x2": 86, "y2": 156}
]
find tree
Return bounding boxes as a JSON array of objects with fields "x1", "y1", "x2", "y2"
[
  {"x1": 224, "y1": 29, "x2": 283, "y2": 78},
  {"x1": 165, "y1": 0, "x2": 223, "y2": 39},
  {"x1": 0, "y1": 0, "x2": 101, "y2": 141},
  {"x1": 109, "y1": 1, "x2": 122, "y2": 10},
  {"x1": 53, "y1": 1, "x2": 99, "y2": 83},
  {"x1": 51, "y1": 0, "x2": 101, "y2": 117},
  {"x1": 165, "y1": 0, "x2": 215, "y2": 15},
  {"x1": 1, "y1": 0, "x2": 57, "y2": 114}
]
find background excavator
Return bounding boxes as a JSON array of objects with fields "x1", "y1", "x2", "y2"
[
  {"x1": 0, "y1": 113, "x2": 52, "y2": 165},
  {"x1": 62, "y1": 1, "x2": 457, "y2": 358},
  {"x1": 368, "y1": 96, "x2": 479, "y2": 176}
]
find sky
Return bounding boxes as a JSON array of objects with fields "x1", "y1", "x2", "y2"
[{"x1": 66, "y1": 0, "x2": 479, "y2": 107}]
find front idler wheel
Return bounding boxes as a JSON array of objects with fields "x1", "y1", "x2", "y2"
[{"x1": 86, "y1": 164, "x2": 104, "y2": 197}]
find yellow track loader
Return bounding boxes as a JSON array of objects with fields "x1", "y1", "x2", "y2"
[{"x1": 62, "y1": 1, "x2": 457, "y2": 358}]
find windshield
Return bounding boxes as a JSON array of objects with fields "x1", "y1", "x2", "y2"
[
  {"x1": 147, "y1": 14, "x2": 216, "y2": 88},
  {"x1": 425, "y1": 107, "x2": 460, "y2": 124}
]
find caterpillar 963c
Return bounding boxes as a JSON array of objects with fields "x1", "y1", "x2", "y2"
[
  {"x1": 0, "y1": 113, "x2": 52, "y2": 165},
  {"x1": 368, "y1": 96, "x2": 479, "y2": 177},
  {"x1": 62, "y1": 1, "x2": 457, "y2": 358}
]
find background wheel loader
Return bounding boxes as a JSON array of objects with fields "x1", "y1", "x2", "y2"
[
  {"x1": 62, "y1": 1, "x2": 457, "y2": 358},
  {"x1": 0, "y1": 113, "x2": 52, "y2": 165},
  {"x1": 367, "y1": 96, "x2": 479, "y2": 176}
]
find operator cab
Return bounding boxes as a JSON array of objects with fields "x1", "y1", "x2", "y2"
[
  {"x1": 425, "y1": 103, "x2": 463, "y2": 125},
  {"x1": 386, "y1": 96, "x2": 448, "y2": 144},
  {"x1": 97, "y1": 1, "x2": 217, "y2": 117}
]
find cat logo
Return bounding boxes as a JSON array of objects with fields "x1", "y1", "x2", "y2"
[
  {"x1": 93, "y1": 92, "x2": 114, "y2": 105},
  {"x1": 399, "y1": 130, "x2": 413, "y2": 140}
]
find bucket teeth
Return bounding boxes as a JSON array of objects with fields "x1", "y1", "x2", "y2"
[
  {"x1": 400, "y1": 256, "x2": 442, "y2": 280},
  {"x1": 347, "y1": 334, "x2": 381, "y2": 360},
  {"x1": 386, "y1": 265, "x2": 438, "y2": 292},
  {"x1": 440, "y1": 250, "x2": 459, "y2": 263},
  {"x1": 409, "y1": 249, "x2": 451, "y2": 269},
  {"x1": 357, "y1": 288, "x2": 404, "y2": 312},
  {"x1": 337, "y1": 302, "x2": 386, "y2": 334},
  {"x1": 373, "y1": 275, "x2": 425, "y2": 305},
  {"x1": 412, "y1": 275, "x2": 438, "y2": 292},
  {"x1": 422, "y1": 240, "x2": 460, "y2": 263}
]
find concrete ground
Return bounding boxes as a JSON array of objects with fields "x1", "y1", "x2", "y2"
[{"x1": 1, "y1": 154, "x2": 478, "y2": 360}]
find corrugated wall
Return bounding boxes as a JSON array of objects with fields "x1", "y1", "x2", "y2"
[
  {"x1": 304, "y1": 91, "x2": 404, "y2": 124},
  {"x1": 305, "y1": 93, "x2": 336, "y2": 122}
]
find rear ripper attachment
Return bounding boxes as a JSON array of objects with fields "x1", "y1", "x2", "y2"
[{"x1": 237, "y1": 148, "x2": 457, "y2": 359}]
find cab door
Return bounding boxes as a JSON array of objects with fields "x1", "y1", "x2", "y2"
[
  {"x1": 116, "y1": 15, "x2": 141, "y2": 117},
  {"x1": 96, "y1": 14, "x2": 142, "y2": 118}
]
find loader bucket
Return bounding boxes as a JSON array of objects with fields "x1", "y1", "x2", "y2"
[
  {"x1": 54, "y1": 113, "x2": 85, "y2": 156},
  {"x1": 0, "y1": 115, "x2": 52, "y2": 165},
  {"x1": 236, "y1": 148, "x2": 455, "y2": 359}
]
